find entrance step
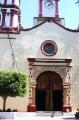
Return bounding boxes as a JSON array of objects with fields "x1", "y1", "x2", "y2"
[
  {"x1": 15, "y1": 112, "x2": 36, "y2": 118},
  {"x1": 36, "y1": 111, "x2": 63, "y2": 116},
  {"x1": 16, "y1": 111, "x2": 63, "y2": 118}
]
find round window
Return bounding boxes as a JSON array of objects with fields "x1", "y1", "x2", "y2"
[{"x1": 41, "y1": 40, "x2": 58, "y2": 56}]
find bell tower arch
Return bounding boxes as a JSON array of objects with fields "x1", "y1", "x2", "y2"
[
  {"x1": 33, "y1": 0, "x2": 65, "y2": 26},
  {"x1": 0, "y1": 0, "x2": 21, "y2": 33},
  {"x1": 39, "y1": 0, "x2": 59, "y2": 17}
]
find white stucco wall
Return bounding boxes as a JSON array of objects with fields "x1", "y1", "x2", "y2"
[{"x1": 0, "y1": 21, "x2": 79, "y2": 111}]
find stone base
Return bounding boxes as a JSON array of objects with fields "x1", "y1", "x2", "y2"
[
  {"x1": 62, "y1": 105, "x2": 72, "y2": 112},
  {"x1": 0, "y1": 112, "x2": 14, "y2": 119},
  {"x1": 27, "y1": 104, "x2": 36, "y2": 112}
]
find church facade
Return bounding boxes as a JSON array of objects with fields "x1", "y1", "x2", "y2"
[{"x1": 0, "y1": 0, "x2": 79, "y2": 112}]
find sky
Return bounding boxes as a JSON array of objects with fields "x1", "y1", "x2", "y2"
[{"x1": 21, "y1": 0, "x2": 79, "y2": 29}]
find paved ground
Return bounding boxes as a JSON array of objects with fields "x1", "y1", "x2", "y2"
[{"x1": 0, "y1": 112, "x2": 76, "y2": 120}]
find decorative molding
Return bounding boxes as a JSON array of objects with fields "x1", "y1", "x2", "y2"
[
  {"x1": 22, "y1": 19, "x2": 79, "y2": 32},
  {"x1": 28, "y1": 58, "x2": 72, "y2": 67}
]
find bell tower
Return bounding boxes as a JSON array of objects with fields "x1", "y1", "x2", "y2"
[
  {"x1": 0, "y1": 0, "x2": 21, "y2": 33},
  {"x1": 34, "y1": 0, "x2": 65, "y2": 26},
  {"x1": 39, "y1": 0, "x2": 59, "y2": 17}
]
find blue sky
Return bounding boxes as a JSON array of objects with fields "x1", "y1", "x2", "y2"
[{"x1": 21, "y1": 0, "x2": 79, "y2": 29}]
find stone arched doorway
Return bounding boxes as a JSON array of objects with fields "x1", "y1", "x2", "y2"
[{"x1": 36, "y1": 71, "x2": 63, "y2": 111}]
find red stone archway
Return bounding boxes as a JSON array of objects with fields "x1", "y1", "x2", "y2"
[{"x1": 27, "y1": 58, "x2": 72, "y2": 112}]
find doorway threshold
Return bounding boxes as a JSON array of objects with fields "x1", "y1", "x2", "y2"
[{"x1": 36, "y1": 111, "x2": 63, "y2": 116}]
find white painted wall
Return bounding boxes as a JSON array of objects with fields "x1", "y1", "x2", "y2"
[
  {"x1": 0, "y1": 22, "x2": 79, "y2": 111},
  {"x1": 13, "y1": 14, "x2": 19, "y2": 27}
]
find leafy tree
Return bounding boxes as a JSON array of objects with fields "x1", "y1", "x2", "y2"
[
  {"x1": 75, "y1": 0, "x2": 79, "y2": 5},
  {"x1": 0, "y1": 71, "x2": 27, "y2": 111}
]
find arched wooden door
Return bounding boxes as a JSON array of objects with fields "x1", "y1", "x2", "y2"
[{"x1": 36, "y1": 71, "x2": 63, "y2": 111}]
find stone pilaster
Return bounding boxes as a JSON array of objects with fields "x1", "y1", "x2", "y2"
[
  {"x1": 62, "y1": 67, "x2": 72, "y2": 112},
  {"x1": 63, "y1": 83, "x2": 69, "y2": 105},
  {"x1": 27, "y1": 66, "x2": 36, "y2": 112}
]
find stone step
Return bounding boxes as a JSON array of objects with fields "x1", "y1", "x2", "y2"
[
  {"x1": 16, "y1": 112, "x2": 36, "y2": 117},
  {"x1": 15, "y1": 112, "x2": 75, "y2": 118},
  {"x1": 16, "y1": 111, "x2": 63, "y2": 118},
  {"x1": 36, "y1": 111, "x2": 63, "y2": 116}
]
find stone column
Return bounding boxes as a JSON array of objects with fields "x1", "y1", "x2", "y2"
[
  {"x1": 27, "y1": 66, "x2": 36, "y2": 112},
  {"x1": 62, "y1": 68, "x2": 72, "y2": 112},
  {"x1": 63, "y1": 83, "x2": 69, "y2": 105},
  {"x1": 31, "y1": 81, "x2": 37, "y2": 105},
  {"x1": 27, "y1": 81, "x2": 36, "y2": 112}
]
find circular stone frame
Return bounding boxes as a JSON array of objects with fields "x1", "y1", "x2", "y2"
[{"x1": 41, "y1": 40, "x2": 58, "y2": 56}]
